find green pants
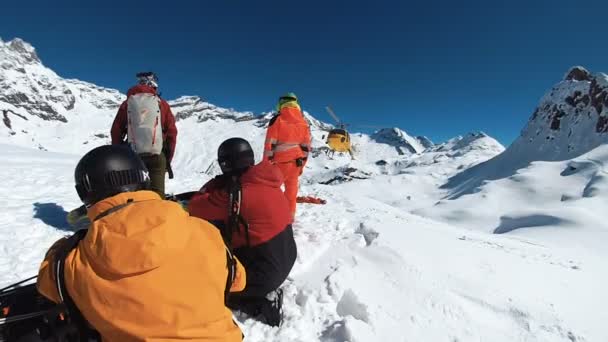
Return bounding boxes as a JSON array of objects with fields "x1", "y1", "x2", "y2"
[{"x1": 139, "y1": 153, "x2": 167, "y2": 197}]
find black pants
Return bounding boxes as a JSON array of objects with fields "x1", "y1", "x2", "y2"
[
  {"x1": 139, "y1": 154, "x2": 167, "y2": 197},
  {"x1": 228, "y1": 226, "x2": 297, "y2": 310}
]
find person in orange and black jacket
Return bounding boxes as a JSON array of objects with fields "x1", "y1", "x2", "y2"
[
  {"x1": 110, "y1": 72, "x2": 177, "y2": 197},
  {"x1": 263, "y1": 92, "x2": 311, "y2": 218},
  {"x1": 37, "y1": 145, "x2": 246, "y2": 342},
  {"x1": 189, "y1": 138, "x2": 296, "y2": 327}
]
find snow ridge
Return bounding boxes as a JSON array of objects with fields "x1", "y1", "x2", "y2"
[{"x1": 371, "y1": 127, "x2": 427, "y2": 154}]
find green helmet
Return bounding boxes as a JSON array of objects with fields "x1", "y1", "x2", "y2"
[
  {"x1": 279, "y1": 92, "x2": 298, "y2": 102},
  {"x1": 277, "y1": 92, "x2": 299, "y2": 111}
]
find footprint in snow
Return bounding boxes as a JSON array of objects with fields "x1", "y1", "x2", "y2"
[
  {"x1": 355, "y1": 223, "x2": 379, "y2": 246},
  {"x1": 336, "y1": 289, "x2": 370, "y2": 323}
]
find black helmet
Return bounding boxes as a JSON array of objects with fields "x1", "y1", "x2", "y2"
[
  {"x1": 217, "y1": 138, "x2": 255, "y2": 174},
  {"x1": 136, "y1": 71, "x2": 158, "y2": 88},
  {"x1": 74, "y1": 145, "x2": 150, "y2": 206}
]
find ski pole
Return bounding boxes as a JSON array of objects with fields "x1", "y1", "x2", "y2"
[
  {"x1": 0, "y1": 311, "x2": 48, "y2": 325},
  {"x1": 0, "y1": 276, "x2": 37, "y2": 294}
]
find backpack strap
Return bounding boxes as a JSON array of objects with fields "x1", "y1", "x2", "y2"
[
  {"x1": 226, "y1": 177, "x2": 251, "y2": 247},
  {"x1": 268, "y1": 113, "x2": 280, "y2": 127},
  {"x1": 53, "y1": 229, "x2": 101, "y2": 341},
  {"x1": 223, "y1": 176, "x2": 252, "y2": 304},
  {"x1": 92, "y1": 200, "x2": 134, "y2": 221},
  {"x1": 238, "y1": 215, "x2": 250, "y2": 247},
  {"x1": 223, "y1": 247, "x2": 236, "y2": 304}
]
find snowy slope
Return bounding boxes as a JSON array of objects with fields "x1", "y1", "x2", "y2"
[
  {"x1": 420, "y1": 145, "x2": 608, "y2": 242},
  {"x1": 324, "y1": 132, "x2": 506, "y2": 213},
  {"x1": 0, "y1": 38, "x2": 606, "y2": 342},
  {"x1": 0, "y1": 144, "x2": 604, "y2": 342}
]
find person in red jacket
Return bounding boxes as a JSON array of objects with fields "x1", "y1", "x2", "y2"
[
  {"x1": 263, "y1": 92, "x2": 311, "y2": 218},
  {"x1": 110, "y1": 72, "x2": 177, "y2": 197},
  {"x1": 189, "y1": 138, "x2": 297, "y2": 327}
]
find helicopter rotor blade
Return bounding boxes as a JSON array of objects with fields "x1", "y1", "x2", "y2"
[{"x1": 325, "y1": 106, "x2": 342, "y2": 125}]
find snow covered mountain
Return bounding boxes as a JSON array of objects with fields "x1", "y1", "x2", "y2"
[
  {"x1": 370, "y1": 127, "x2": 431, "y2": 154},
  {"x1": 0, "y1": 38, "x2": 123, "y2": 123},
  {"x1": 0, "y1": 37, "x2": 497, "y2": 178},
  {"x1": 417, "y1": 66, "x2": 608, "y2": 262},
  {"x1": 0, "y1": 38, "x2": 123, "y2": 151},
  {"x1": 427, "y1": 131, "x2": 503, "y2": 158},
  {"x1": 0, "y1": 37, "x2": 345, "y2": 157},
  {"x1": 509, "y1": 65, "x2": 608, "y2": 162},
  {"x1": 170, "y1": 95, "x2": 256, "y2": 122},
  {"x1": 1, "y1": 38, "x2": 605, "y2": 342},
  {"x1": 443, "y1": 66, "x2": 608, "y2": 199}
]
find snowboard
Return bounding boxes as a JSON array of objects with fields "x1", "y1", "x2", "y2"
[{"x1": 66, "y1": 191, "x2": 198, "y2": 227}]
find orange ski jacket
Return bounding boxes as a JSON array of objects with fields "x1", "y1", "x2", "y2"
[
  {"x1": 263, "y1": 106, "x2": 311, "y2": 165},
  {"x1": 37, "y1": 191, "x2": 246, "y2": 342}
]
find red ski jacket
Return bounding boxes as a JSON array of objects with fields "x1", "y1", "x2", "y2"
[
  {"x1": 111, "y1": 85, "x2": 178, "y2": 162},
  {"x1": 189, "y1": 161, "x2": 293, "y2": 248}
]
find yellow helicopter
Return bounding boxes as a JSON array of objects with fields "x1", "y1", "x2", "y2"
[{"x1": 324, "y1": 106, "x2": 355, "y2": 159}]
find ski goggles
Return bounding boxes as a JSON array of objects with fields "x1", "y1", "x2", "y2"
[{"x1": 136, "y1": 72, "x2": 159, "y2": 88}]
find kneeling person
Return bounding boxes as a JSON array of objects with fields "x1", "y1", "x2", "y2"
[
  {"x1": 37, "y1": 145, "x2": 246, "y2": 341},
  {"x1": 189, "y1": 138, "x2": 297, "y2": 326}
]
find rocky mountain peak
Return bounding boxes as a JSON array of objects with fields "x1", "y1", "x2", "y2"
[
  {"x1": 563, "y1": 66, "x2": 591, "y2": 82},
  {"x1": 513, "y1": 66, "x2": 608, "y2": 162},
  {"x1": 9, "y1": 38, "x2": 39, "y2": 63},
  {"x1": 0, "y1": 38, "x2": 122, "y2": 123},
  {"x1": 371, "y1": 127, "x2": 427, "y2": 154},
  {"x1": 431, "y1": 132, "x2": 503, "y2": 155}
]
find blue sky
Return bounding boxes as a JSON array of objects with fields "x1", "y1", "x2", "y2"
[{"x1": 1, "y1": 0, "x2": 607, "y2": 145}]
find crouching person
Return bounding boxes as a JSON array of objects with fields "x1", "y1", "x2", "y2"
[
  {"x1": 189, "y1": 138, "x2": 297, "y2": 327},
  {"x1": 36, "y1": 145, "x2": 246, "y2": 342}
]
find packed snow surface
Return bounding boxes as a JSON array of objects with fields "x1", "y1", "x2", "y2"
[{"x1": 1, "y1": 138, "x2": 606, "y2": 342}]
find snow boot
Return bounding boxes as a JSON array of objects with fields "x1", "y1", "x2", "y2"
[
  {"x1": 227, "y1": 289, "x2": 283, "y2": 327},
  {"x1": 260, "y1": 289, "x2": 283, "y2": 327}
]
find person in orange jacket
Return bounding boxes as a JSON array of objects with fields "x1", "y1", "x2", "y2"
[
  {"x1": 263, "y1": 92, "x2": 312, "y2": 217},
  {"x1": 36, "y1": 145, "x2": 246, "y2": 342}
]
